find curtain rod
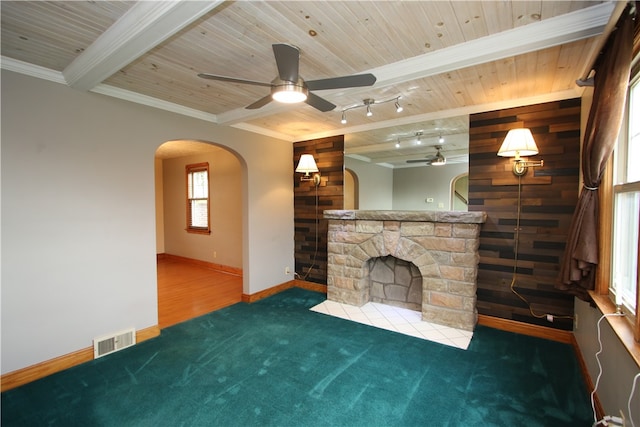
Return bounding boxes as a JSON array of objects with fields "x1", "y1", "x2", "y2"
[{"x1": 576, "y1": 1, "x2": 634, "y2": 85}]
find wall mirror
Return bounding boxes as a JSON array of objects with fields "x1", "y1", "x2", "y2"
[{"x1": 344, "y1": 116, "x2": 469, "y2": 211}]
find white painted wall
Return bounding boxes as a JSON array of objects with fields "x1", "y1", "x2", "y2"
[
  {"x1": 1, "y1": 70, "x2": 294, "y2": 374},
  {"x1": 344, "y1": 157, "x2": 393, "y2": 210},
  {"x1": 574, "y1": 299, "x2": 640, "y2": 422},
  {"x1": 155, "y1": 158, "x2": 165, "y2": 253},
  {"x1": 162, "y1": 147, "x2": 242, "y2": 268},
  {"x1": 392, "y1": 163, "x2": 468, "y2": 210}
]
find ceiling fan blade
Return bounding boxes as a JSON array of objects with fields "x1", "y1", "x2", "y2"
[
  {"x1": 305, "y1": 92, "x2": 336, "y2": 112},
  {"x1": 272, "y1": 43, "x2": 299, "y2": 82},
  {"x1": 198, "y1": 73, "x2": 272, "y2": 87},
  {"x1": 406, "y1": 159, "x2": 434, "y2": 164},
  {"x1": 245, "y1": 94, "x2": 273, "y2": 110},
  {"x1": 406, "y1": 156, "x2": 437, "y2": 163},
  {"x1": 306, "y1": 73, "x2": 377, "y2": 91}
]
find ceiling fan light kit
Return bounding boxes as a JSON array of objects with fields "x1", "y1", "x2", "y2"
[
  {"x1": 271, "y1": 78, "x2": 308, "y2": 103},
  {"x1": 431, "y1": 150, "x2": 447, "y2": 166},
  {"x1": 199, "y1": 43, "x2": 376, "y2": 112}
]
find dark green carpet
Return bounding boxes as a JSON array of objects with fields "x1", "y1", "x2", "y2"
[{"x1": 2, "y1": 288, "x2": 591, "y2": 426}]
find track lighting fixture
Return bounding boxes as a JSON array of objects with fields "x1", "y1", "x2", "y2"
[
  {"x1": 340, "y1": 96, "x2": 403, "y2": 124},
  {"x1": 395, "y1": 130, "x2": 448, "y2": 148}
]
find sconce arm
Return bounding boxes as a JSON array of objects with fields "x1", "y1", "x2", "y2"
[{"x1": 513, "y1": 159, "x2": 544, "y2": 176}]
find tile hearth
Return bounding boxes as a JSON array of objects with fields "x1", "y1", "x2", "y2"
[{"x1": 310, "y1": 300, "x2": 473, "y2": 350}]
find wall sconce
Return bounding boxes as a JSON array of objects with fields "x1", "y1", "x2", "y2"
[
  {"x1": 295, "y1": 154, "x2": 321, "y2": 186},
  {"x1": 340, "y1": 96, "x2": 403, "y2": 124},
  {"x1": 497, "y1": 128, "x2": 544, "y2": 176}
]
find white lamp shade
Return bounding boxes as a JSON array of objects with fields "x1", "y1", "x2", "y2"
[
  {"x1": 295, "y1": 154, "x2": 319, "y2": 176},
  {"x1": 497, "y1": 128, "x2": 539, "y2": 158}
]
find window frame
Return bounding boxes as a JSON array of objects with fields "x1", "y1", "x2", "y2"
[
  {"x1": 600, "y1": 54, "x2": 640, "y2": 343},
  {"x1": 185, "y1": 162, "x2": 211, "y2": 235}
]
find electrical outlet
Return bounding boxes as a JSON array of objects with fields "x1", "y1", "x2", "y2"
[
  {"x1": 426, "y1": 198, "x2": 434, "y2": 203},
  {"x1": 546, "y1": 314, "x2": 554, "y2": 322},
  {"x1": 213, "y1": 251, "x2": 217, "y2": 258},
  {"x1": 285, "y1": 266, "x2": 291, "y2": 275}
]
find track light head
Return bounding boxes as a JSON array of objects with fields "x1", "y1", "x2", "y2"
[
  {"x1": 364, "y1": 98, "x2": 374, "y2": 117},
  {"x1": 338, "y1": 96, "x2": 404, "y2": 123}
]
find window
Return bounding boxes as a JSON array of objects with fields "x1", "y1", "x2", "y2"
[
  {"x1": 610, "y1": 64, "x2": 640, "y2": 323},
  {"x1": 186, "y1": 162, "x2": 210, "y2": 234}
]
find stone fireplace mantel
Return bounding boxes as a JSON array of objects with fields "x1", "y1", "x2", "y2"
[{"x1": 324, "y1": 210, "x2": 486, "y2": 331}]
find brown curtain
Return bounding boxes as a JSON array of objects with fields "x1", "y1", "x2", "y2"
[{"x1": 557, "y1": 5, "x2": 636, "y2": 299}]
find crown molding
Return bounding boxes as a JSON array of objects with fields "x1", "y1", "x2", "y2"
[
  {"x1": 229, "y1": 122, "x2": 294, "y2": 142},
  {"x1": 1, "y1": 56, "x2": 65, "y2": 84},
  {"x1": 90, "y1": 84, "x2": 218, "y2": 123}
]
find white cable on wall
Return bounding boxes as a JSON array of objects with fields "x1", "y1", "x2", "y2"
[
  {"x1": 590, "y1": 312, "x2": 627, "y2": 427},
  {"x1": 628, "y1": 372, "x2": 640, "y2": 427}
]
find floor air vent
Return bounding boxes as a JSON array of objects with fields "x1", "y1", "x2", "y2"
[{"x1": 93, "y1": 328, "x2": 136, "y2": 359}]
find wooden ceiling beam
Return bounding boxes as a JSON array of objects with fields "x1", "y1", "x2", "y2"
[{"x1": 63, "y1": 1, "x2": 223, "y2": 91}]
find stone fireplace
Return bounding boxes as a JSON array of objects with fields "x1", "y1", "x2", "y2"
[{"x1": 324, "y1": 210, "x2": 486, "y2": 331}]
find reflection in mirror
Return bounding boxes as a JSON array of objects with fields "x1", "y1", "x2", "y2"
[
  {"x1": 344, "y1": 116, "x2": 469, "y2": 211},
  {"x1": 451, "y1": 173, "x2": 469, "y2": 211},
  {"x1": 344, "y1": 168, "x2": 359, "y2": 210}
]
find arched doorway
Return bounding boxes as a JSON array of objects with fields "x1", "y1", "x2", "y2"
[
  {"x1": 450, "y1": 173, "x2": 468, "y2": 211},
  {"x1": 344, "y1": 168, "x2": 359, "y2": 209},
  {"x1": 154, "y1": 140, "x2": 244, "y2": 327}
]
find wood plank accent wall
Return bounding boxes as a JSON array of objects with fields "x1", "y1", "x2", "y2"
[
  {"x1": 293, "y1": 136, "x2": 344, "y2": 284},
  {"x1": 468, "y1": 99, "x2": 581, "y2": 330}
]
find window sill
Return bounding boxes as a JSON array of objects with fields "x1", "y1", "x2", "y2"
[
  {"x1": 186, "y1": 228, "x2": 211, "y2": 235},
  {"x1": 589, "y1": 291, "x2": 640, "y2": 368}
]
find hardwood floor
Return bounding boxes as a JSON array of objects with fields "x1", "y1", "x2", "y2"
[{"x1": 157, "y1": 256, "x2": 242, "y2": 329}]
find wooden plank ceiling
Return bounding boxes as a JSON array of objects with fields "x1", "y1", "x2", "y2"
[{"x1": 0, "y1": 1, "x2": 620, "y2": 166}]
